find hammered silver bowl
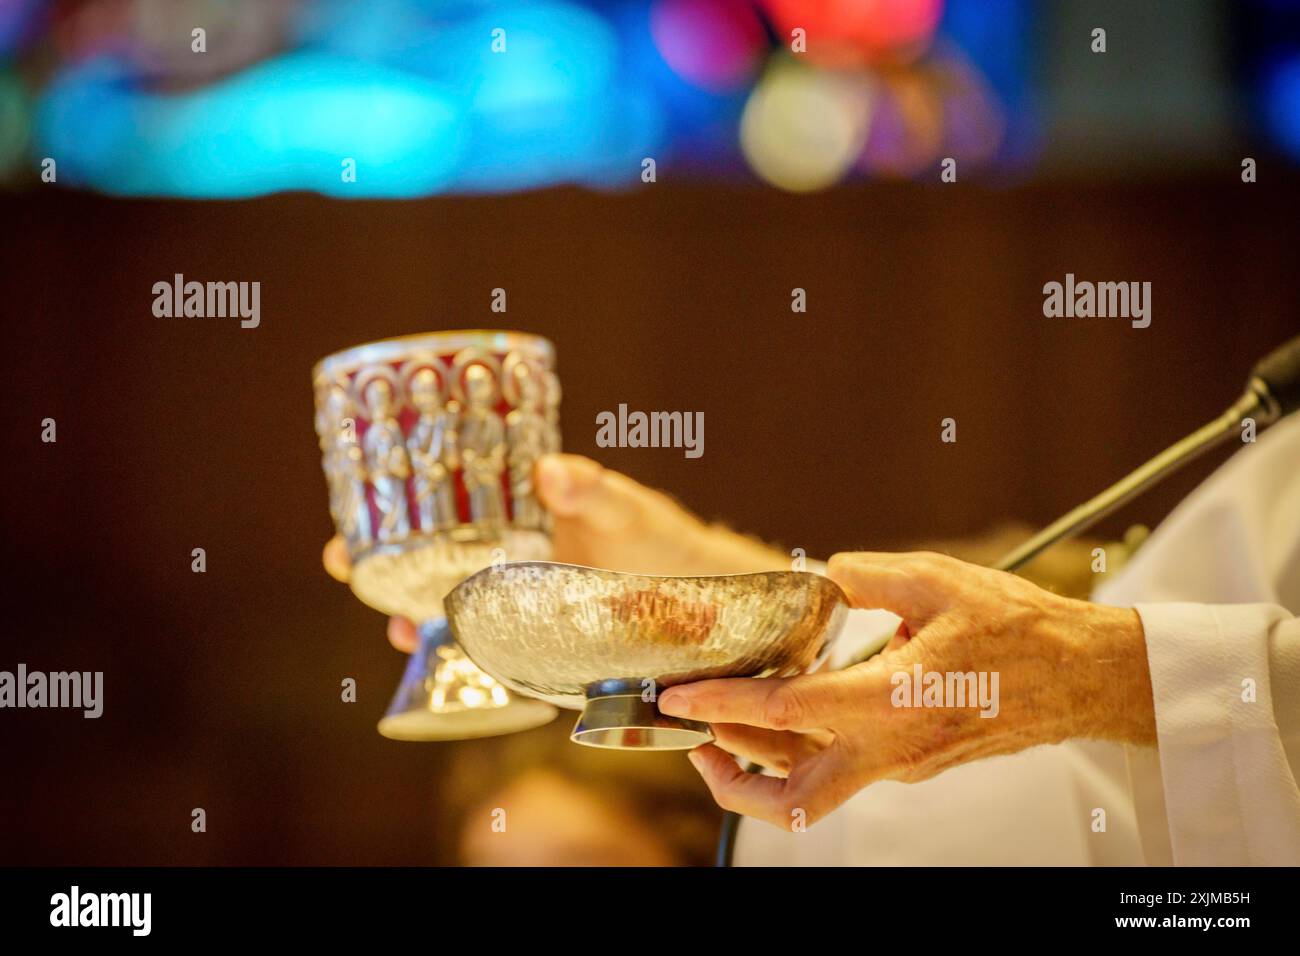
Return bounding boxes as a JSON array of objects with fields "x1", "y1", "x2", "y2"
[{"x1": 445, "y1": 561, "x2": 849, "y2": 750}]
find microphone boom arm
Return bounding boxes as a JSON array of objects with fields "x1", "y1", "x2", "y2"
[{"x1": 992, "y1": 379, "x2": 1278, "y2": 573}]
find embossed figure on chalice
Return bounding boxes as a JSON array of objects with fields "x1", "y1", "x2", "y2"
[
  {"x1": 358, "y1": 370, "x2": 412, "y2": 541},
  {"x1": 404, "y1": 363, "x2": 459, "y2": 532},
  {"x1": 543, "y1": 369, "x2": 562, "y2": 434},
  {"x1": 323, "y1": 378, "x2": 372, "y2": 548},
  {"x1": 314, "y1": 377, "x2": 338, "y2": 509},
  {"x1": 505, "y1": 359, "x2": 550, "y2": 530},
  {"x1": 457, "y1": 363, "x2": 507, "y2": 530}
]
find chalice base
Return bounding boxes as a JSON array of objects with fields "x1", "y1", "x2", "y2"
[
  {"x1": 570, "y1": 678, "x2": 714, "y2": 751},
  {"x1": 379, "y1": 698, "x2": 558, "y2": 742},
  {"x1": 378, "y1": 618, "x2": 557, "y2": 742}
]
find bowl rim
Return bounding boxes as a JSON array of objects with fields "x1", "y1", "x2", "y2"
[{"x1": 445, "y1": 559, "x2": 850, "y2": 603}]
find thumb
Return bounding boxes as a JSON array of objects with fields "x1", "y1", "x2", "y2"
[
  {"x1": 322, "y1": 536, "x2": 351, "y2": 583},
  {"x1": 827, "y1": 551, "x2": 945, "y2": 627},
  {"x1": 535, "y1": 454, "x2": 654, "y2": 539},
  {"x1": 535, "y1": 453, "x2": 610, "y2": 518}
]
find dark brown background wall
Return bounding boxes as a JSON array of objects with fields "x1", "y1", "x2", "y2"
[{"x1": 1, "y1": 176, "x2": 1296, "y2": 864}]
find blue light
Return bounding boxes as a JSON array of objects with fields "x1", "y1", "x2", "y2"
[
  {"x1": 34, "y1": 3, "x2": 665, "y2": 197},
  {"x1": 1264, "y1": 54, "x2": 1300, "y2": 159},
  {"x1": 0, "y1": 0, "x2": 45, "y2": 58},
  {"x1": 18, "y1": 0, "x2": 1055, "y2": 196},
  {"x1": 36, "y1": 53, "x2": 466, "y2": 198},
  {"x1": 386, "y1": 2, "x2": 666, "y2": 190},
  {"x1": 939, "y1": 0, "x2": 1039, "y2": 170}
]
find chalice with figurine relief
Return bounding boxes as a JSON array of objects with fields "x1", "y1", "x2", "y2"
[{"x1": 313, "y1": 330, "x2": 560, "y2": 740}]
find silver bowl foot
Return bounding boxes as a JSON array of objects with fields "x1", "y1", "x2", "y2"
[{"x1": 570, "y1": 678, "x2": 714, "y2": 750}]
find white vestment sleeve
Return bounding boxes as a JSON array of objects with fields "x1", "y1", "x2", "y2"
[
  {"x1": 1091, "y1": 411, "x2": 1300, "y2": 865},
  {"x1": 1135, "y1": 601, "x2": 1300, "y2": 865}
]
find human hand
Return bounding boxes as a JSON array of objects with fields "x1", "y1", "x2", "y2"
[
  {"x1": 657, "y1": 551, "x2": 1154, "y2": 830},
  {"x1": 321, "y1": 452, "x2": 789, "y2": 653}
]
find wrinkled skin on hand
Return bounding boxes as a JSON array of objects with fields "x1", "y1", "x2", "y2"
[{"x1": 658, "y1": 551, "x2": 1154, "y2": 830}]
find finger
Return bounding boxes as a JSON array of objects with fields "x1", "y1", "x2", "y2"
[
  {"x1": 688, "y1": 743, "x2": 851, "y2": 829},
  {"x1": 323, "y1": 536, "x2": 351, "y2": 583},
  {"x1": 779, "y1": 740, "x2": 870, "y2": 826},
  {"x1": 885, "y1": 619, "x2": 911, "y2": 652},
  {"x1": 535, "y1": 454, "x2": 622, "y2": 520},
  {"x1": 538, "y1": 453, "x2": 697, "y2": 537},
  {"x1": 826, "y1": 551, "x2": 950, "y2": 622},
  {"x1": 686, "y1": 745, "x2": 791, "y2": 827},
  {"x1": 709, "y1": 723, "x2": 829, "y2": 777},
  {"x1": 387, "y1": 617, "x2": 418, "y2": 653},
  {"x1": 536, "y1": 453, "x2": 711, "y2": 574},
  {"x1": 659, "y1": 673, "x2": 854, "y2": 732}
]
